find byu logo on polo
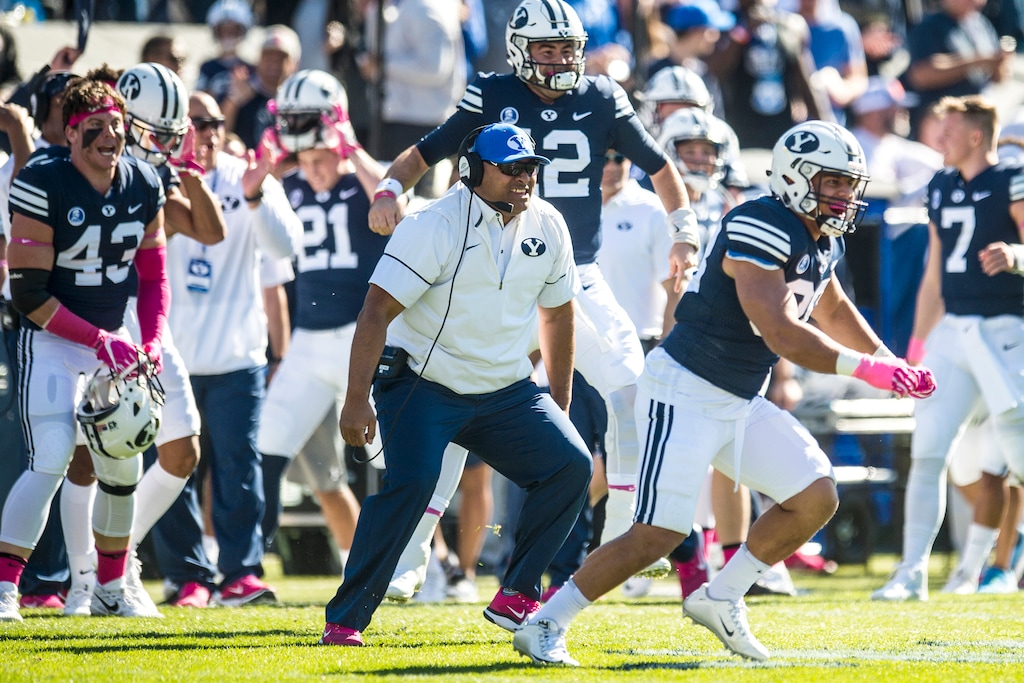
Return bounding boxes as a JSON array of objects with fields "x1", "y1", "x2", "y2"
[{"x1": 521, "y1": 238, "x2": 546, "y2": 257}]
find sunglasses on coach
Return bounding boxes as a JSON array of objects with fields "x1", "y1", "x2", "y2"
[
  {"x1": 487, "y1": 160, "x2": 541, "y2": 177},
  {"x1": 192, "y1": 117, "x2": 226, "y2": 132}
]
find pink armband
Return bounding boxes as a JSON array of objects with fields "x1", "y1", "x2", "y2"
[
  {"x1": 134, "y1": 246, "x2": 170, "y2": 347},
  {"x1": 906, "y1": 337, "x2": 927, "y2": 364}
]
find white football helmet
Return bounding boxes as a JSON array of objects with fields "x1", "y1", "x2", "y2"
[
  {"x1": 506, "y1": 0, "x2": 587, "y2": 92},
  {"x1": 658, "y1": 107, "x2": 727, "y2": 192},
  {"x1": 644, "y1": 66, "x2": 712, "y2": 111},
  {"x1": 117, "y1": 63, "x2": 189, "y2": 166},
  {"x1": 77, "y1": 357, "x2": 165, "y2": 461},
  {"x1": 769, "y1": 121, "x2": 870, "y2": 237},
  {"x1": 272, "y1": 69, "x2": 349, "y2": 154}
]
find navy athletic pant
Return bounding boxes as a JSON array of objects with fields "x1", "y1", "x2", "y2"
[{"x1": 325, "y1": 367, "x2": 592, "y2": 632}]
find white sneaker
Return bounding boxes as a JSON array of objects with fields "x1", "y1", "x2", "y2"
[
  {"x1": 446, "y1": 576, "x2": 479, "y2": 603},
  {"x1": 92, "y1": 580, "x2": 164, "y2": 618},
  {"x1": 635, "y1": 557, "x2": 672, "y2": 579},
  {"x1": 124, "y1": 551, "x2": 161, "y2": 615},
  {"x1": 0, "y1": 581, "x2": 22, "y2": 622},
  {"x1": 941, "y1": 568, "x2": 978, "y2": 595},
  {"x1": 63, "y1": 572, "x2": 95, "y2": 616},
  {"x1": 513, "y1": 618, "x2": 579, "y2": 666},
  {"x1": 683, "y1": 584, "x2": 769, "y2": 661},
  {"x1": 385, "y1": 568, "x2": 424, "y2": 602},
  {"x1": 621, "y1": 576, "x2": 653, "y2": 598},
  {"x1": 871, "y1": 566, "x2": 928, "y2": 601}
]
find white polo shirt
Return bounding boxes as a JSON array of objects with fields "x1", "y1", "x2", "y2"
[
  {"x1": 167, "y1": 151, "x2": 302, "y2": 375},
  {"x1": 371, "y1": 183, "x2": 579, "y2": 394},
  {"x1": 595, "y1": 179, "x2": 670, "y2": 339}
]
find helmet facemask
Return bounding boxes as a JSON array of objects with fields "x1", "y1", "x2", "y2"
[
  {"x1": 797, "y1": 165, "x2": 870, "y2": 237},
  {"x1": 125, "y1": 113, "x2": 186, "y2": 166},
  {"x1": 510, "y1": 36, "x2": 586, "y2": 91}
]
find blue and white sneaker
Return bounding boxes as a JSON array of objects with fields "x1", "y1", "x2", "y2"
[{"x1": 978, "y1": 567, "x2": 1018, "y2": 594}]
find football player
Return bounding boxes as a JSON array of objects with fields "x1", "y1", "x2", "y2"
[
  {"x1": 371, "y1": 0, "x2": 699, "y2": 620},
  {"x1": 514, "y1": 121, "x2": 936, "y2": 665},
  {"x1": 0, "y1": 74, "x2": 168, "y2": 622},
  {"x1": 873, "y1": 95, "x2": 1024, "y2": 601},
  {"x1": 255, "y1": 69, "x2": 389, "y2": 569}
]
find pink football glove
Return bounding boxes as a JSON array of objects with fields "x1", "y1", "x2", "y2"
[
  {"x1": 93, "y1": 331, "x2": 141, "y2": 374},
  {"x1": 167, "y1": 122, "x2": 205, "y2": 175},
  {"x1": 852, "y1": 356, "x2": 937, "y2": 399},
  {"x1": 142, "y1": 340, "x2": 163, "y2": 375}
]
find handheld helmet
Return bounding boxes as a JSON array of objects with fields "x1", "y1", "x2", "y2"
[
  {"x1": 769, "y1": 121, "x2": 870, "y2": 237},
  {"x1": 76, "y1": 357, "x2": 165, "y2": 460},
  {"x1": 271, "y1": 69, "x2": 350, "y2": 154},
  {"x1": 506, "y1": 0, "x2": 587, "y2": 92},
  {"x1": 116, "y1": 62, "x2": 189, "y2": 166},
  {"x1": 658, "y1": 107, "x2": 727, "y2": 192}
]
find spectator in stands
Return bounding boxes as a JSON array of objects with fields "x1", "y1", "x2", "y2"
[
  {"x1": 903, "y1": 0, "x2": 1014, "y2": 138},
  {"x1": 140, "y1": 35, "x2": 187, "y2": 78},
  {"x1": 195, "y1": 0, "x2": 255, "y2": 105},
  {"x1": 706, "y1": 0, "x2": 831, "y2": 149},
  {"x1": 223, "y1": 25, "x2": 301, "y2": 151},
  {"x1": 646, "y1": 0, "x2": 735, "y2": 120},
  {"x1": 360, "y1": 0, "x2": 465, "y2": 198},
  {"x1": 797, "y1": 0, "x2": 869, "y2": 125}
]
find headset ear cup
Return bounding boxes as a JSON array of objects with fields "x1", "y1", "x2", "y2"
[{"x1": 459, "y1": 151, "x2": 483, "y2": 188}]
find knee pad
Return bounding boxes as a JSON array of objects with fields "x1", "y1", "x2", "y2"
[{"x1": 91, "y1": 452, "x2": 143, "y2": 490}]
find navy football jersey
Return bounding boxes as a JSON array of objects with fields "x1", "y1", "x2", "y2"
[
  {"x1": 9, "y1": 152, "x2": 165, "y2": 331},
  {"x1": 661, "y1": 196, "x2": 844, "y2": 399},
  {"x1": 927, "y1": 161, "x2": 1024, "y2": 317},
  {"x1": 283, "y1": 170, "x2": 388, "y2": 330},
  {"x1": 416, "y1": 73, "x2": 670, "y2": 265}
]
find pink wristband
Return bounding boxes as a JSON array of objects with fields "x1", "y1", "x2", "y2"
[
  {"x1": 373, "y1": 190, "x2": 397, "y2": 202},
  {"x1": 45, "y1": 304, "x2": 102, "y2": 349},
  {"x1": 906, "y1": 338, "x2": 927, "y2": 364}
]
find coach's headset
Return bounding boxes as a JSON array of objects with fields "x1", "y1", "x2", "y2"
[{"x1": 30, "y1": 71, "x2": 77, "y2": 128}]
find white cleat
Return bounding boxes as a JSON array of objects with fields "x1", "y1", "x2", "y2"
[
  {"x1": 91, "y1": 580, "x2": 164, "y2": 618},
  {"x1": 621, "y1": 576, "x2": 653, "y2": 599},
  {"x1": 941, "y1": 569, "x2": 978, "y2": 595},
  {"x1": 385, "y1": 568, "x2": 424, "y2": 602},
  {"x1": 513, "y1": 618, "x2": 579, "y2": 666},
  {"x1": 683, "y1": 584, "x2": 769, "y2": 661},
  {"x1": 0, "y1": 581, "x2": 22, "y2": 622},
  {"x1": 871, "y1": 567, "x2": 928, "y2": 601},
  {"x1": 635, "y1": 557, "x2": 672, "y2": 579},
  {"x1": 124, "y1": 551, "x2": 161, "y2": 615},
  {"x1": 63, "y1": 572, "x2": 95, "y2": 616}
]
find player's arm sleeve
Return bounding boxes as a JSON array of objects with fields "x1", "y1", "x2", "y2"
[
  {"x1": 416, "y1": 106, "x2": 481, "y2": 167},
  {"x1": 251, "y1": 176, "x2": 302, "y2": 259},
  {"x1": 369, "y1": 210, "x2": 454, "y2": 308},
  {"x1": 723, "y1": 211, "x2": 791, "y2": 271},
  {"x1": 538, "y1": 210, "x2": 581, "y2": 309}
]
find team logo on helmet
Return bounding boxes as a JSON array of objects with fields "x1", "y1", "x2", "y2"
[
  {"x1": 120, "y1": 73, "x2": 142, "y2": 101},
  {"x1": 785, "y1": 131, "x2": 820, "y2": 154},
  {"x1": 511, "y1": 7, "x2": 529, "y2": 28}
]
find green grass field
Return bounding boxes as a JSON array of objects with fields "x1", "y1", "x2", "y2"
[{"x1": 3, "y1": 554, "x2": 1023, "y2": 682}]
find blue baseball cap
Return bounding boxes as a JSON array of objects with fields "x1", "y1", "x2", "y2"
[
  {"x1": 471, "y1": 123, "x2": 551, "y2": 165},
  {"x1": 661, "y1": 0, "x2": 736, "y2": 33}
]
